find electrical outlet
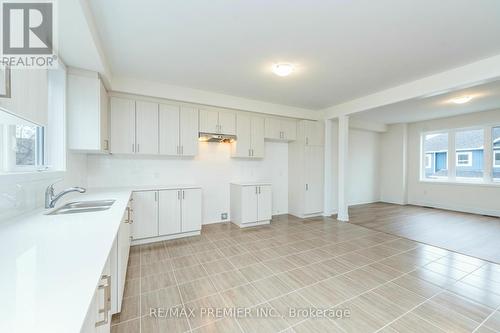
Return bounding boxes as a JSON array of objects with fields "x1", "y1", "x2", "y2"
[{"x1": 221, "y1": 213, "x2": 228, "y2": 220}]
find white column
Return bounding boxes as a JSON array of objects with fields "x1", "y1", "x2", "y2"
[
  {"x1": 337, "y1": 115, "x2": 349, "y2": 221},
  {"x1": 324, "y1": 119, "x2": 333, "y2": 216}
]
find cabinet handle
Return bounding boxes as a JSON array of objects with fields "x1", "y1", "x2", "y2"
[
  {"x1": 178, "y1": 190, "x2": 181, "y2": 200},
  {"x1": 258, "y1": 186, "x2": 261, "y2": 194},
  {"x1": 255, "y1": 186, "x2": 258, "y2": 194},
  {"x1": 305, "y1": 184, "x2": 309, "y2": 191},
  {"x1": 181, "y1": 146, "x2": 183, "y2": 155},
  {"x1": 137, "y1": 144, "x2": 140, "y2": 153},
  {"x1": 251, "y1": 149, "x2": 254, "y2": 157},
  {"x1": 182, "y1": 190, "x2": 185, "y2": 199},
  {"x1": 154, "y1": 192, "x2": 157, "y2": 201},
  {"x1": 306, "y1": 137, "x2": 309, "y2": 145},
  {"x1": 132, "y1": 144, "x2": 135, "y2": 153},
  {"x1": 95, "y1": 275, "x2": 111, "y2": 327}
]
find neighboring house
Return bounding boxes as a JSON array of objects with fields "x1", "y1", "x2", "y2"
[{"x1": 424, "y1": 131, "x2": 500, "y2": 179}]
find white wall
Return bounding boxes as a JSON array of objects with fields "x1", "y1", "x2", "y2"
[
  {"x1": 406, "y1": 109, "x2": 500, "y2": 216},
  {"x1": 380, "y1": 124, "x2": 408, "y2": 204},
  {"x1": 86, "y1": 141, "x2": 288, "y2": 224},
  {"x1": 328, "y1": 122, "x2": 381, "y2": 213}
]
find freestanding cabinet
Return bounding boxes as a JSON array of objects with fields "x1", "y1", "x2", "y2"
[
  {"x1": 288, "y1": 120, "x2": 325, "y2": 218},
  {"x1": 230, "y1": 182, "x2": 272, "y2": 228}
]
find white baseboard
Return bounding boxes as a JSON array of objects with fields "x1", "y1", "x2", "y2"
[
  {"x1": 131, "y1": 230, "x2": 201, "y2": 245},
  {"x1": 408, "y1": 200, "x2": 500, "y2": 217},
  {"x1": 231, "y1": 220, "x2": 270, "y2": 228}
]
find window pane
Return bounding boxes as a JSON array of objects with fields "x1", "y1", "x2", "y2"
[
  {"x1": 494, "y1": 127, "x2": 500, "y2": 181},
  {"x1": 15, "y1": 124, "x2": 37, "y2": 166},
  {"x1": 455, "y1": 129, "x2": 484, "y2": 179},
  {"x1": 423, "y1": 133, "x2": 448, "y2": 179}
]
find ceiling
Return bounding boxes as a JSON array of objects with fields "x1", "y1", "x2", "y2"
[
  {"x1": 88, "y1": 0, "x2": 500, "y2": 110},
  {"x1": 350, "y1": 79, "x2": 500, "y2": 124}
]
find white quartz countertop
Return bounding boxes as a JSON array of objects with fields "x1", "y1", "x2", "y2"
[
  {"x1": 0, "y1": 188, "x2": 134, "y2": 333},
  {"x1": 92, "y1": 184, "x2": 201, "y2": 191},
  {"x1": 230, "y1": 181, "x2": 272, "y2": 186}
]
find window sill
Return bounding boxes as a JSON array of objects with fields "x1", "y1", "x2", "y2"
[
  {"x1": 419, "y1": 179, "x2": 500, "y2": 188},
  {"x1": 0, "y1": 170, "x2": 65, "y2": 185}
]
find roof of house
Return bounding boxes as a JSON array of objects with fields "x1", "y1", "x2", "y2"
[{"x1": 424, "y1": 129, "x2": 500, "y2": 152}]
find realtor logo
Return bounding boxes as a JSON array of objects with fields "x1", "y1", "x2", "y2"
[{"x1": 1, "y1": 1, "x2": 57, "y2": 68}]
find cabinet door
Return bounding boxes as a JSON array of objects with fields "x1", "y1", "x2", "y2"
[
  {"x1": 136, "y1": 101, "x2": 159, "y2": 154},
  {"x1": 232, "y1": 113, "x2": 251, "y2": 157},
  {"x1": 218, "y1": 110, "x2": 236, "y2": 135},
  {"x1": 199, "y1": 109, "x2": 218, "y2": 133},
  {"x1": 158, "y1": 190, "x2": 181, "y2": 235},
  {"x1": 110, "y1": 97, "x2": 136, "y2": 154},
  {"x1": 99, "y1": 80, "x2": 109, "y2": 151},
  {"x1": 304, "y1": 120, "x2": 324, "y2": 146},
  {"x1": 281, "y1": 119, "x2": 297, "y2": 141},
  {"x1": 250, "y1": 116, "x2": 265, "y2": 158},
  {"x1": 132, "y1": 191, "x2": 158, "y2": 239},
  {"x1": 181, "y1": 188, "x2": 202, "y2": 232},
  {"x1": 257, "y1": 185, "x2": 272, "y2": 221},
  {"x1": 264, "y1": 117, "x2": 281, "y2": 140},
  {"x1": 159, "y1": 104, "x2": 180, "y2": 155},
  {"x1": 241, "y1": 186, "x2": 258, "y2": 223},
  {"x1": 115, "y1": 212, "x2": 131, "y2": 313},
  {"x1": 304, "y1": 146, "x2": 324, "y2": 214},
  {"x1": 179, "y1": 106, "x2": 199, "y2": 156}
]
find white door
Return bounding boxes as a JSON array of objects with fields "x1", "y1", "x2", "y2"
[
  {"x1": 158, "y1": 190, "x2": 181, "y2": 235},
  {"x1": 159, "y1": 104, "x2": 180, "y2": 155},
  {"x1": 250, "y1": 116, "x2": 265, "y2": 158},
  {"x1": 115, "y1": 212, "x2": 131, "y2": 313},
  {"x1": 132, "y1": 191, "x2": 158, "y2": 239},
  {"x1": 257, "y1": 185, "x2": 272, "y2": 221},
  {"x1": 181, "y1": 188, "x2": 202, "y2": 232},
  {"x1": 218, "y1": 110, "x2": 236, "y2": 135},
  {"x1": 199, "y1": 109, "x2": 219, "y2": 133},
  {"x1": 281, "y1": 119, "x2": 297, "y2": 141},
  {"x1": 136, "y1": 101, "x2": 159, "y2": 154},
  {"x1": 264, "y1": 117, "x2": 281, "y2": 140},
  {"x1": 241, "y1": 186, "x2": 258, "y2": 223},
  {"x1": 179, "y1": 106, "x2": 199, "y2": 156},
  {"x1": 232, "y1": 113, "x2": 251, "y2": 157},
  {"x1": 110, "y1": 97, "x2": 135, "y2": 154},
  {"x1": 304, "y1": 146, "x2": 324, "y2": 214}
]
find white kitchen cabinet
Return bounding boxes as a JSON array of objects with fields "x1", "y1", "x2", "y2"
[
  {"x1": 67, "y1": 69, "x2": 109, "y2": 152},
  {"x1": 131, "y1": 191, "x2": 158, "y2": 240},
  {"x1": 0, "y1": 68, "x2": 48, "y2": 126},
  {"x1": 159, "y1": 104, "x2": 198, "y2": 156},
  {"x1": 111, "y1": 203, "x2": 132, "y2": 314},
  {"x1": 135, "y1": 101, "x2": 159, "y2": 155},
  {"x1": 231, "y1": 114, "x2": 264, "y2": 158},
  {"x1": 110, "y1": 97, "x2": 136, "y2": 154},
  {"x1": 158, "y1": 188, "x2": 202, "y2": 235},
  {"x1": 81, "y1": 252, "x2": 112, "y2": 333},
  {"x1": 288, "y1": 120, "x2": 325, "y2": 218},
  {"x1": 158, "y1": 190, "x2": 181, "y2": 235},
  {"x1": 264, "y1": 117, "x2": 297, "y2": 141},
  {"x1": 230, "y1": 183, "x2": 272, "y2": 227},
  {"x1": 199, "y1": 108, "x2": 236, "y2": 135},
  {"x1": 301, "y1": 120, "x2": 324, "y2": 146}
]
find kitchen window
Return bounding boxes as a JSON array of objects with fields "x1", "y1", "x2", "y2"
[
  {"x1": 422, "y1": 132, "x2": 448, "y2": 179},
  {"x1": 494, "y1": 127, "x2": 500, "y2": 182}
]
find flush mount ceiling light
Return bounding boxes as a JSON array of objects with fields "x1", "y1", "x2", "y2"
[
  {"x1": 451, "y1": 95, "x2": 473, "y2": 104},
  {"x1": 272, "y1": 63, "x2": 294, "y2": 77}
]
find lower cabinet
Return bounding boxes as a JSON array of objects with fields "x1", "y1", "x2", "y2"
[
  {"x1": 132, "y1": 188, "x2": 202, "y2": 242},
  {"x1": 112, "y1": 203, "x2": 132, "y2": 314},
  {"x1": 230, "y1": 183, "x2": 272, "y2": 228}
]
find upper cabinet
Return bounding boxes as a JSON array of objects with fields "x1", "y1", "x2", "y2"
[
  {"x1": 264, "y1": 117, "x2": 297, "y2": 141},
  {"x1": 110, "y1": 97, "x2": 136, "y2": 154},
  {"x1": 232, "y1": 113, "x2": 265, "y2": 158},
  {"x1": 135, "y1": 101, "x2": 159, "y2": 155},
  {"x1": 159, "y1": 104, "x2": 198, "y2": 156},
  {"x1": 0, "y1": 68, "x2": 48, "y2": 126},
  {"x1": 299, "y1": 120, "x2": 324, "y2": 146},
  {"x1": 199, "y1": 108, "x2": 236, "y2": 135},
  {"x1": 67, "y1": 69, "x2": 109, "y2": 152}
]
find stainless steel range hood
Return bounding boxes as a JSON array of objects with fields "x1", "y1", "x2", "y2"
[{"x1": 198, "y1": 132, "x2": 237, "y2": 143}]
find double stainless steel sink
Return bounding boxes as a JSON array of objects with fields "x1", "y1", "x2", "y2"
[{"x1": 47, "y1": 200, "x2": 115, "y2": 215}]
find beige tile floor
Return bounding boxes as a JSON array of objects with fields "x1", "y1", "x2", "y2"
[{"x1": 111, "y1": 214, "x2": 500, "y2": 333}]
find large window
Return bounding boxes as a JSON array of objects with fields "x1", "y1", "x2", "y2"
[
  {"x1": 455, "y1": 129, "x2": 483, "y2": 179},
  {"x1": 423, "y1": 132, "x2": 448, "y2": 179},
  {"x1": 494, "y1": 127, "x2": 500, "y2": 182},
  {"x1": 421, "y1": 126, "x2": 499, "y2": 184}
]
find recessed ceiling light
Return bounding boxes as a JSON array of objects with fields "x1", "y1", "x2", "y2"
[
  {"x1": 451, "y1": 95, "x2": 472, "y2": 104},
  {"x1": 272, "y1": 63, "x2": 294, "y2": 77}
]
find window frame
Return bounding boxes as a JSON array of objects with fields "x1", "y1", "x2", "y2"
[
  {"x1": 494, "y1": 151, "x2": 500, "y2": 167},
  {"x1": 456, "y1": 151, "x2": 472, "y2": 167},
  {"x1": 421, "y1": 125, "x2": 498, "y2": 185}
]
